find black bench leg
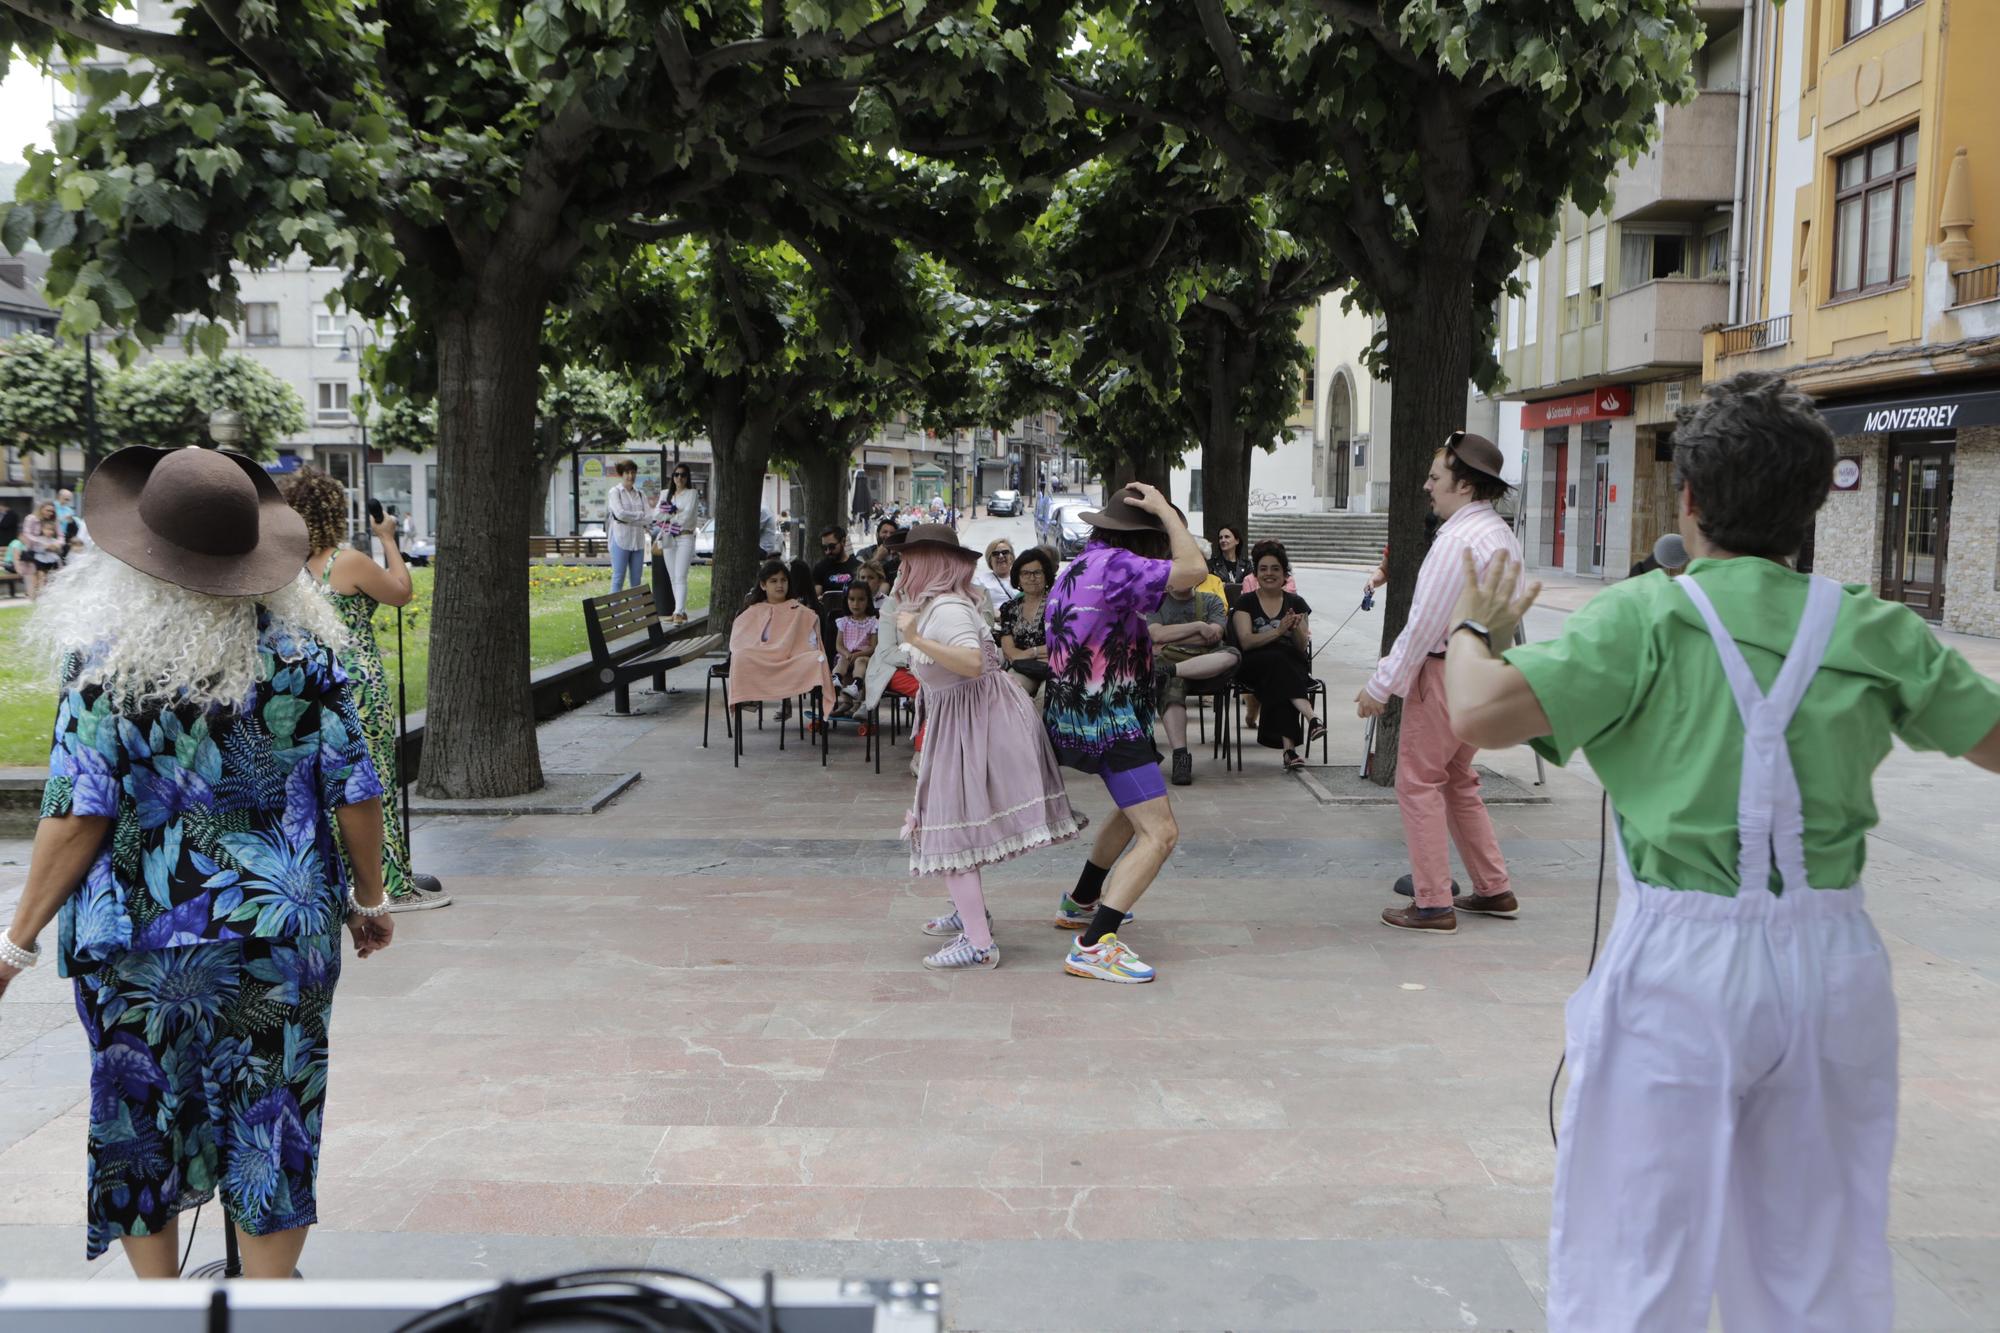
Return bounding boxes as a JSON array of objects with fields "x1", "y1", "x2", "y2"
[
  {"x1": 703, "y1": 676, "x2": 712, "y2": 748},
  {"x1": 654, "y1": 669, "x2": 667, "y2": 694},
  {"x1": 615, "y1": 680, "x2": 630, "y2": 714}
]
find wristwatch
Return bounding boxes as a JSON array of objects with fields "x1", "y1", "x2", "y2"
[{"x1": 1450, "y1": 618, "x2": 1494, "y2": 651}]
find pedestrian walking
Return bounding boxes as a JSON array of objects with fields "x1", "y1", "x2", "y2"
[
  {"x1": 656, "y1": 462, "x2": 701, "y2": 622},
  {"x1": 897, "y1": 525, "x2": 1081, "y2": 971},
  {"x1": 1356, "y1": 432, "x2": 1523, "y2": 934},
  {"x1": 1442, "y1": 371, "x2": 2000, "y2": 1331},
  {"x1": 1043, "y1": 483, "x2": 1207, "y2": 983},
  {"x1": 284, "y1": 469, "x2": 451, "y2": 912},
  {"x1": 606, "y1": 459, "x2": 649, "y2": 592},
  {"x1": 0, "y1": 445, "x2": 395, "y2": 1275},
  {"x1": 21, "y1": 500, "x2": 63, "y2": 598}
]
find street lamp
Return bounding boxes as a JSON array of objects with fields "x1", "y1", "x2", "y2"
[
  {"x1": 208, "y1": 408, "x2": 245, "y2": 449},
  {"x1": 335, "y1": 324, "x2": 376, "y2": 548}
]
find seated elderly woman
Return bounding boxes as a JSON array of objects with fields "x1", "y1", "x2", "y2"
[
  {"x1": 0, "y1": 445, "x2": 394, "y2": 1278},
  {"x1": 728, "y1": 559, "x2": 836, "y2": 720},
  {"x1": 997, "y1": 545, "x2": 1056, "y2": 696}
]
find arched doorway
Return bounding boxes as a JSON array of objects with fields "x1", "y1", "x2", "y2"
[{"x1": 1323, "y1": 371, "x2": 1353, "y2": 510}]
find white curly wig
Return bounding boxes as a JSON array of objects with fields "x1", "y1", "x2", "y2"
[{"x1": 27, "y1": 549, "x2": 350, "y2": 711}]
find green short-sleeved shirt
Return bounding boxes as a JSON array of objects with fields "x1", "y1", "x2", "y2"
[{"x1": 1505, "y1": 558, "x2": 2000, "y2": 895}]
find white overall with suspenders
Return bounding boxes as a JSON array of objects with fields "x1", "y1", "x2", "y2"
[{"x1": 1548, "y1": 575, "x2": 1899, "y2": 1332}]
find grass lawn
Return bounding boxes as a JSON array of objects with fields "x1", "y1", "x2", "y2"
[{"x1": 0, "y1": 562, "x2": 711, "y2": 768}]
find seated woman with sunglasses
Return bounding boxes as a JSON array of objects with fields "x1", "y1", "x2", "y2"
[{"x1": 972, "y1": 539, "x2": 1019, "y2": 620}]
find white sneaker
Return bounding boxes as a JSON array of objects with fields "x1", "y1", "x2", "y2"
[
  {"x1": 922, "y1": 906, "x2": 994, "y2": 937},
  {"x1": 923, "y1": 934, "x2": 999, "y2": 971}
]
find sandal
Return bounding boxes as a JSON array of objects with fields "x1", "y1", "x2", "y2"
[
  {"x1": 1305, "y1": 717, "x2": 1327, "y2": 746},
  {"x1": 1283, "y1": 750, "x2": 1305, "y2": 770}
]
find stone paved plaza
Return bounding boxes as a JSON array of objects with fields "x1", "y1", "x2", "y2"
[{"x1": 4, "y1": 529, "x2": 2000, "y2": 1330}]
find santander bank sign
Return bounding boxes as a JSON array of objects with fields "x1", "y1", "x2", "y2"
[{"x1": 1521, "y1": 385, "x2": 1634, "y2": 430}]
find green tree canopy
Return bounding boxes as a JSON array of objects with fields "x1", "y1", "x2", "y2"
[
  {"x1": 100, "y1": 353, "x2": 305, "y2": 458},
  {"x1": 0, "y1": 332, "x2": 104, "y2": 459}
]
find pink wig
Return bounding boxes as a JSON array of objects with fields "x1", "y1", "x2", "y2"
[{"x1": 894, "y1": 546, "x2": 979, "y2": 607}]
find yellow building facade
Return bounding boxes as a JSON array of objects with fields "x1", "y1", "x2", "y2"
[{"x1": 1706, "y1": 0, "x2": 2000, "y2": 633}]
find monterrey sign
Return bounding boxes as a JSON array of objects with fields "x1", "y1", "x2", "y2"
[{"x1": 1817, "y1": 384, "x2": 2000, "y2": 436}]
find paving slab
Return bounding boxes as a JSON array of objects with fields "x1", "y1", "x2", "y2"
[{"x1": 3, "y1": 541, "x2": 1998, "y2": 1329}]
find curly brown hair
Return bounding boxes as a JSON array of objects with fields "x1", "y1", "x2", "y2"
[{"x1": 281, "y1": 467, "x2": 350, "y2": 553}]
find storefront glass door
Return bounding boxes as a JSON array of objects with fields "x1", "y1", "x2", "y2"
[{"x1": 1883, "y1": 441, "x2": 1953, "y2": 621}]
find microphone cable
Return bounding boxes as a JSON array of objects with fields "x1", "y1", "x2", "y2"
[
  {"x1": 1548, "y1": 787, "x2": 1610, "y2": 1149},
  {"x1": 389, "y1": 1267, "x2": 774, "y2": 1333}
]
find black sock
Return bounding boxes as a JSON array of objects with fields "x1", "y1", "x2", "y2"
[
  {"x1": 1081, "y1": 903, "x2": 1126, "y2": 948},
  {"x1": 1071, "y1": 860, "x2": 1111, "y2": 906}
]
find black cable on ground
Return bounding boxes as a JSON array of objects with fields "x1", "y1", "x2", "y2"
[
  {"x1": 1549, "y1": 788, "x2": 1610, "y2": 1149},
  {"x1": 178, "y1": 1202, "x2": 202, "y2": 1276},
  {"x1": 390, "y1": 1268, "x2": 773, "y2": 1333}
]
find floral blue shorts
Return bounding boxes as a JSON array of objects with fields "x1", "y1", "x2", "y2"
[{"x1": 71, "y1": 932, "x2": 341, "y2": 1259}]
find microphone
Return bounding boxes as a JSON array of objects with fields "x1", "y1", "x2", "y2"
[{"x1": 1652, "y1": 532, "x2": 1688, "y2": 571}]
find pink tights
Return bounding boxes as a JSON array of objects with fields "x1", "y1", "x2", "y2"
[{"x1": 945, "y1": 870, "x2": 992, "y2": 949}]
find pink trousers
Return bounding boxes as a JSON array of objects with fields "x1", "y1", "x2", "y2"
[{"x1": 1395, "y1": 656, "x2": 1509, "y2": 909}]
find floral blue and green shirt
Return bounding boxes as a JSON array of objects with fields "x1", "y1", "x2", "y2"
[{"x1": 41, "y1": 615, "x2": 383, "y2": 977}]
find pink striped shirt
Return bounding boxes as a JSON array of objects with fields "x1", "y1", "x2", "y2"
[{"x1": 1364, "y1": 502, "x2": 1524, "y2": 703}]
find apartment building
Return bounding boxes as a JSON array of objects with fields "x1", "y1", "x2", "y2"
[
  {"x1": 1705, "y1": 0, "x2": 2000, "y2": 634},
  {"x1": 1501, "y1": 2, "x2": 1751, "y2": 579}
]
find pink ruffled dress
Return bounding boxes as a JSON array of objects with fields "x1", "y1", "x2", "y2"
[{"x1": 901, "y1": 594, "x2": 1081, "y2": 876}]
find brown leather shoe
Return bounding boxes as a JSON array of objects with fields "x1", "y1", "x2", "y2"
[
  {"x1": 1381, "y1": 904, "x2": 1457, "y2": 934},
  {"x1": 1458, "y1": 890, "x2": 1520, "y2": 917}
]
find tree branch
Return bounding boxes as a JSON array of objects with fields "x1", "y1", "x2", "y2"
[
  {"x1": 1320, "y1": 120, "x2": 1417, "y2": 301},
  {"x1": 1309, "y1": 0, "x2": 1426, "y2": 75},
  {"x1": 713, "y1": 251, "x2": 767, "y2": 364},
  {"x1": 697, "y1": 5, "x2": 936, "y2": 79},
  {"x1": 193, "y1": 0, "x2": 337, "y2": 117},
  {"x1": 651, "y1": 13, "x2": 701, "y2": 113},
  {"x1": 0, "y1": 0, "x2": 211, "y2": 65},
  {"x1": 1191, "y1": 0, "x2": 1294, "y2": 121}
]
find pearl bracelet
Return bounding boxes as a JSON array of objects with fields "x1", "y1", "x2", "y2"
[
  {"x1": 0, "y1": 934, "x2": 41, "y2": 970},
  {"x1": 346, "y1": 891, "x2": 392, "y2": 919}
]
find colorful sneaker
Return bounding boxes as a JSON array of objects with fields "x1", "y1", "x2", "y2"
[
  {"x1": 922, "y1": 905, "x2": 992, "y2": 938},
  {"x1": 923, "y1": 934, "x2": 999, "y2": 971},
  {"x1": 1053, "y1": 896, "x2": 1134, "y2": 931},
  {"x1": 386, "y1": 882, "x2": 453, "y2": 913},
  {"x1": 1064, "y1": 933, "x2": 1155, "y2": 984}
]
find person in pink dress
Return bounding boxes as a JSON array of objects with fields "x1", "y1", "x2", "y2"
[
  {"x1": 831, "y1": 582, "x2": 878, "y2": 713},
  {"x1": 896, "y1": 525, "x2": 1082, "y2": 971}
]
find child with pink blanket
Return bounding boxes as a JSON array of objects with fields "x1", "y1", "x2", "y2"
[{"x1": 727, "y1": 561, "x2": 835, "y2": 715}]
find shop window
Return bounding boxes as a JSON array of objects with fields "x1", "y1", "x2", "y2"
[
  {"x1": 1846, "y1": 0, "x2": 1916, "y2": 41},
  {"x1": 1832, "y1": 126, "x2": 1918, "y2": 296}
]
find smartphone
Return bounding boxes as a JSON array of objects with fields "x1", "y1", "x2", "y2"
[{"x1": 367, "y1": 499, "x2": 385, "y2": 525}]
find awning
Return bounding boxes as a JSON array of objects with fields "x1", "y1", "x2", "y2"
[{"x1": 1817, "y1": 382, "x2": 2000, "y2": 436}]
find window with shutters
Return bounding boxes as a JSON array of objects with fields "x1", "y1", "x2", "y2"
[
  {"x1": 244, "y1": 303, "x2": 279, "y2": 346},
  {"x1": 1831, "y1": 127, "x2": 1917, "y2": 298},
  {"x1": 1585, "y1": 226, "x2": 1606, "y2": 326},
  {"x1": 1521, "y1": 258, "x2": 1540, "y2": 346},
  {"x1": 1563, "y1": 236, "x2": 1584, "y2": 331}
]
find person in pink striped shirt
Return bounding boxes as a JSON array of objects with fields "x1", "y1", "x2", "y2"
[{"x1": 1357, "y1": 432, "x2": 1525, "y2": 934}]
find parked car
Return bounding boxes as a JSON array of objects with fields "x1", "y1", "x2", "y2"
[
  {"x1": 985, "y1": 488, "x2": 1022, "y2": 517},
  {"x1": 1046, "y1": 500, "x2": 1094, "y2": 558},
  {"x1": 694, "y1": 520, "x2": 715, "y2": 563}
]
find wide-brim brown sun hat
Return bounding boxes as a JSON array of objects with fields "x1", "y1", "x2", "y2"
[
  {"x1": 1078, "y1": 485, "x2": 1167, "y2": 533},
  {"x1": 84, "y1": 445, "x2": 311, "y2": 597},
  {"x1": 898, "y1": 523, "x2": 979, "y2": 562},
  {"x1": 1447, "y1": 431, "x2": 1507, "y2": 483}
]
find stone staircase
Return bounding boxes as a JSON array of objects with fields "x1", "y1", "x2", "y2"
[{"x1": 1242, "y1": 511, "x2": 1389, "y2": 565}]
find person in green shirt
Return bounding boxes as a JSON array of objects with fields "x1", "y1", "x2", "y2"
[{"x1": 1441, "y1": 371, "x2": 2000, "y2": 1333}]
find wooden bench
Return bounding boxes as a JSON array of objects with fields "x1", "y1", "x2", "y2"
[
  {"x1": 581, "y1": 588, "x2": 722, "y2": 714},
  {"x1": 0, "y1": 567, "x2": 23, "y2": 600},
  {"x1": 530, "y1": 535, "x2": 611, "y2": 561}
]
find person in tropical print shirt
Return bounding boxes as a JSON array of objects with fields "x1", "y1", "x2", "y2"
[
  {"x1": 0, "y1": 446, "x2": 395, "y2": 1278},
  {"x1": 1043, "y1": 483, "x2": 1207, "y2": 984}
]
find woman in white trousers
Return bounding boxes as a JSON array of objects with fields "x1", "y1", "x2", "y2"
[{"x1": 657, "y1": 463, "x2": 701, "y2": 622}]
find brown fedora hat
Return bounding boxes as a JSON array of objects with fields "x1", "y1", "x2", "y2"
[
  {"x1": 1446, "y1": 431, "x2": 1507, "y2": 484},
  {"x1": 85, "y1": 445, "x2": 310, "y2": 597},
  {"x1": 898, "y1": 522, "x2": 979, "y2": 562},
  {"x1": 1078, "y1": 485, "x2": 1167, "y2": 533}
]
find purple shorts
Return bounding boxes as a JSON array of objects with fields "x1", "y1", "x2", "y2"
[{"x1": 1101, "y1": 762, "x2": 1169, "y2": 809}]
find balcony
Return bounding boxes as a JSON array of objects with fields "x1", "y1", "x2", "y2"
[
  {"x1": 1605, "y1": 278, "x2": 1729, "y2": 373},
  {"x1": 1952, "y1": 261, "x2": 2000, "y2": 309},
  {"x1": 1611, "y1": 91, "x2": 1742, "y2": 224},
  {"x1": 1702, "y1": 313, "x2": 1792, "y2": 378}
]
